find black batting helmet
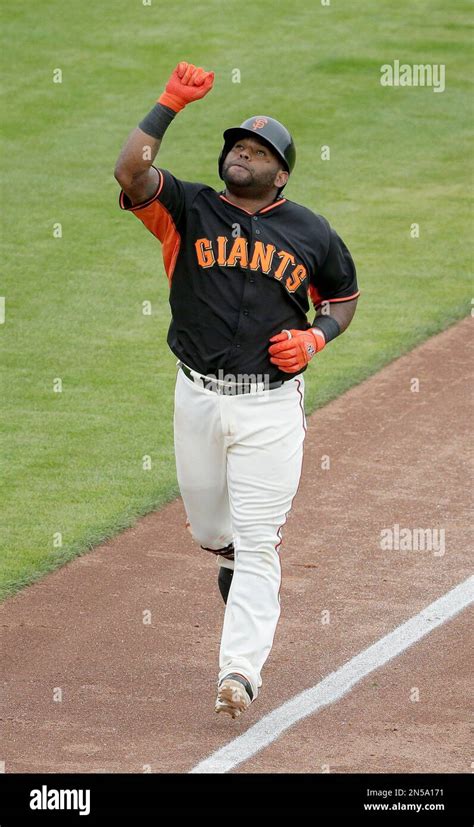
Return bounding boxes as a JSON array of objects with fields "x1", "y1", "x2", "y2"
[{"x1": 218, "y1": 115, "x2": 296, "y2": 185}]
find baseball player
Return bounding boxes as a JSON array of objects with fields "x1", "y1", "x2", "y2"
[{"x1": 114, "y1": 62, "x2": 359, "y2": 719}]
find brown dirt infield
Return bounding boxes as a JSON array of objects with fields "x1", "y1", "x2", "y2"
[{"x1": 1, "y1": 317, "x2": 472, "y2": 773}]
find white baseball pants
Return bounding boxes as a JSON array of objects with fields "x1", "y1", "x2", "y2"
[{"x1": 173, "y1": 365, "x2": 306, "y2": 699}]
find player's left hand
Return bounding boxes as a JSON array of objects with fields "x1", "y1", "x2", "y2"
[
  {"x1": 158, "y1": 62, "x2": 215, "y2": 113},
  {"x1": 268, "y1": 328, "x2": 326, "y2": 373}
]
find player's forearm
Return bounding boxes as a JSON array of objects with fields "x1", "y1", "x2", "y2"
[
  {"x1": 312, "y1": 297, "x2": 358, "y2": 342},
  {"x1": 114, "y1": 127, "x2": 161, "y2": 188},
  {"x1": 114, "y1": 100, "x2": 179, "y2": 202}
]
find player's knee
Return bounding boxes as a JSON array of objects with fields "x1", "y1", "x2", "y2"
[
  {"x1": 185, "y1": 518, "x2": 230, "y2": 549},
  {"x1": 200, "y1": 539, "x2": 235, "y2": 560},
  {"x1": 186, "y1": 523, "x2": 234, "y2": 559},
  {"x1": 190, "y1": 529, "x2": 230, "y2": 550}
]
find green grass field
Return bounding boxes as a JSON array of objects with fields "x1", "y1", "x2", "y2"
[{"x1": 1, "y1": 0, "x2": 472, "y2": 599}]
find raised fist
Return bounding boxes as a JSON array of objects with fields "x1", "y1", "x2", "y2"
[{"x1": 158, "y1": 62, "x2": 215, "y2": 113}]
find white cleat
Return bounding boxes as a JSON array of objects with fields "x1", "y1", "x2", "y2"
[{"x1": 215, "y1": 677, "x2": 252, "y2": 719}]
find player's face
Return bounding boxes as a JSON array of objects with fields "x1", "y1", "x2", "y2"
[{"x1": 223, "y1": 138, "x2": 288, "y2": 195}]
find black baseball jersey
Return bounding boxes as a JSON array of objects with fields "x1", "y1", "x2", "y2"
[{"x1": 119, "y1": 166, "x2": 359, "y2": 382}]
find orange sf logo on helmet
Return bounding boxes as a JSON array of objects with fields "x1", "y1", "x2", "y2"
[{"x1": 252, "y1": 117, "x2": 268, "y2": 130}]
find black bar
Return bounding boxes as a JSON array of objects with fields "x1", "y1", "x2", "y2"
[{"x1": 0, "y1": 773, "x2": 471, "y2": 823}]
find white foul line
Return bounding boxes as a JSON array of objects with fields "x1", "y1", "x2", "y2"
[{"x1": 190, "y1": 576, "x2": 474, "y2": 774}]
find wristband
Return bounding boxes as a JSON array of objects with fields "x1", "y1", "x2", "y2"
[
  {"x1": 138, "y1": 103, "x2": 176, "y2": 139},
  {"x1": 311, "y1": 314, "x2": 341, "y2": 345},
  {"x1": 157, "y1": 90, "x2": 187, "y2": 113}
]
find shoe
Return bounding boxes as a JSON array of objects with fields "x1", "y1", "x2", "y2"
[
  {"x1": 215, "y1": 673, "x2": 253, "y2": 719},
  {"x1": 218, "y1": 566, "x2": 233, "y2": 604}
]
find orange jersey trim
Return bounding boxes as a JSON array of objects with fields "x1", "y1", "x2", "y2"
[
  {"x1": 258, "y1": 199, "x2": 286, "y2": 214},
  {"x1": 325, "y1": 290, "x2": 360, "y2": 303},
  {"x1": 121, "y1": 171, "x2": 180, "y2": 287},
  {"x1": 309, "y1": 287, "x2": 360, "y2": 307},
  {"x1": 147, "y1": 200, "x2": 181, "y2": 286},
  {"x1": 218, "y1": 194, "x2": 286, "y2": 215}
]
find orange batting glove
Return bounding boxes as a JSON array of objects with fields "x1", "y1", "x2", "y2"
[
  {"x1": 268, "y1": 328, "x2": 326, "y2": 373},
  {"x1": 158, "y1": 61, "x2": 215, "y2": 113}
]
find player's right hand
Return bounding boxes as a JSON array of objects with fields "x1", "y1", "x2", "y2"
[
  {"x1": 268, "y1": 328, "x2": 326, "y2": 372},
  {"x1": 158, "y1": 62, "x2": 215, "y2": 113}
]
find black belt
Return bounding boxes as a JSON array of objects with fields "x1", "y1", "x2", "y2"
[{"x1": 179, "y1": 362, "x2": 284, "y2": 394}]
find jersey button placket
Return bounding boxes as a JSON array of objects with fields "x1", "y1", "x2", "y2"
[
  {"x1": 249, "y1": 216, "x2": 258, "y2": 281},
  {"x1": 233, "y1": 216, "x2": 256, "y2": 352}
]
